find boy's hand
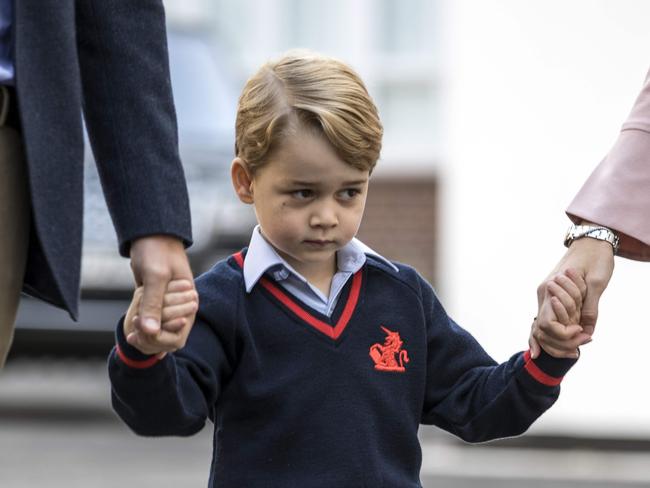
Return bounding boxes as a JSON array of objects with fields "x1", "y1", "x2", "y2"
[
  {"x1": 546, "y1": 268, "x2": 585, "y2": 325},
  {"x1": 530, "y1": 268, "x2": 589, "y2": 359},
  {"x1": 123, "y1": 279, "x2": 199, "y2": 358}
]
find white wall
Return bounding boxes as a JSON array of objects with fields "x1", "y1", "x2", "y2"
[{"x1": 440, "y1": 0, "x2": 650, "y2": 437}]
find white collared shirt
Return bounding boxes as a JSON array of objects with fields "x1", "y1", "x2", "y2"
[{"x1": 243, "y1": 225, "x2": 398, "y2": 317}]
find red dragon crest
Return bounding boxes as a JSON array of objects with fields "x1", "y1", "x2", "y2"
[{"x1": 369, "y1": 326, "x2": 409, "y2": 373}]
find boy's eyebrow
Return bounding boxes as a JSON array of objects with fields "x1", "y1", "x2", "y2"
[
  {"x1": 341, "y1": 179, "x2": 369, "y2": 186},
  {"x1": 285, "y1": 179, "x2": 368, "y2": 186},
  {"x1": 285, "y1": 180, "x2": 318, "y2": 186}
]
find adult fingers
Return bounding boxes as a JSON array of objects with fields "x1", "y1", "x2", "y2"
[
  {"x1": 580, "y1": 285, "x2": 601, "y2": 331},
  {"x1": 138, "y1": 268, "x2": 171, "y2": 335}
]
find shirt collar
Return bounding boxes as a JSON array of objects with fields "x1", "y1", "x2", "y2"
[{"x1": 242, "y1": 225, "x2": 398, "y2": 293}]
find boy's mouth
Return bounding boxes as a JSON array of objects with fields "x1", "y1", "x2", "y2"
[{"x1": 303, "y1": 239, "x2": 334, "y2": 246}]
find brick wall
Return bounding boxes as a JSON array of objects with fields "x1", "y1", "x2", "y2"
[{"x1": 357, "y1": 177, "x2": 438, "y2": 286}]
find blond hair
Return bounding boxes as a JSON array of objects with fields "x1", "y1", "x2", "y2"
[{"x1": 234, "y1": 51, "x2": 383, "y2": 174}]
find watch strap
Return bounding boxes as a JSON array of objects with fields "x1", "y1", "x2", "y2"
[{"x1": 564, "y1": 224, "x2": 619, "y2": 254}]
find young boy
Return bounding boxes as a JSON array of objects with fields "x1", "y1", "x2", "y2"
[{"x1": 109, "y1": 52, "x2": 586, "y2": 487}]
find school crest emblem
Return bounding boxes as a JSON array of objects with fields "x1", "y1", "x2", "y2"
[{"x1": 369, "y1": 326, "x2": 409, "y2": 373}]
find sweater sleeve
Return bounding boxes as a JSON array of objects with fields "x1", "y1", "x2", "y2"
[
  {"x1": 108, "y1": 311, "x2": 234, "y2": 437},
  {"x1": 419, "y1": 278, "x2": 576, "y2": 443}
]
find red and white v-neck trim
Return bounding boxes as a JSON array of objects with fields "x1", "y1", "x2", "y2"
[{"x1": 232, "y1": 251, "x2": 363, "y2": 340}]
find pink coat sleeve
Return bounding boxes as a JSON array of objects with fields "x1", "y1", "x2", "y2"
[{"x1": 567, "y1": 68, "x2": 650, "y2": 261}]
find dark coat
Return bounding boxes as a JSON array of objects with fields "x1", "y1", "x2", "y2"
[{"x1": 13, "y1": 0, "x2": 192, "y2": 319}]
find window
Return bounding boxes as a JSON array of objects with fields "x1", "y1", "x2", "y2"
[{"x1": 377, "y1": 0, "x2": 431, "y2": 53}]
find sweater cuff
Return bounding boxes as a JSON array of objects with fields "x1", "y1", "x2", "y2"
[
  {"x1": 114, "y1": 316, "x2": 161, "y2": 369},
  {"x1": 522, "y1": 349, "x2": 577, "y2": 387}
]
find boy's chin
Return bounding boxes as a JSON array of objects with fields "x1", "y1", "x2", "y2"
[{"x1": 292, "y1": 249, "x2": 338, "y2": 265}]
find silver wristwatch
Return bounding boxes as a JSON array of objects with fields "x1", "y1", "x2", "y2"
[{"x1": 564, "y1": 224, "x2": 619, "y2": 254}]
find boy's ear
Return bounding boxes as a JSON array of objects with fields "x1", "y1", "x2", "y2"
[{"x1": 231, "y1": 158, "x2": 254, "y2": 204}]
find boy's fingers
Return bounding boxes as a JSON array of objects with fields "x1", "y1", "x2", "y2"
[
  {"x1": 531, "y1": 296, "x2": 558, "y2": 358},
  {"x1": 166, "y1": 279, "x2": 194, "y2": 293},
  {"x1": 163, "y1": 290, "x2": 198, "y2": 307},
  {"x1": 124, "y1": 279, "x2": 197, "y2": 356},
  {"x1": 537, "y1": 316, "x2": 582, "y2": 340},
  {"x1": 161, "y1": 301, "x2": 198, "y2": 323},
  {"x1": 564, "y1": 268, "x2": 587, "y2": 299},
  {"x1": 124, "y1": 288, "x2": 143, "y2": 332},
  {"x1": 550, "y1": 296, "x2": 570, "y2": 324},
  {"x1": 127, "y1": 329, "x2": 185, "y2": 354},
  {"x1": 127, "y1": 330, "x2": 158, "y2": 355},
  {"x1": 534, "y1": 322, "x2": 584, "y2": 350},
  {"x1": 161, "y1": 317, "x2": 186, "y2": 333},
  {"x1": 142, "y1": 329, "x2": 186, "y2": 352},
  {"x1": 528, "y1": 328, "x2": 541, "y2": 359},
  {"x1": 133, "y1": 286, "x2": 144, "y2": 301},
  {"x1": 126, "y1": 331, "x2": 161, "y2": 354},
  {"x1": 553, "y1": 274, "x2": 583, "y2": 310},
  {"x1": 126, "y1": 331, "x2": 149, "y2": 352},
  {"x1": 540, "y1": 331, "x2": 583, "y2": 351},
  {"x1": 533, "y1": 331, "x2": 580, "y2": 358},
  {"x1": 546, "y1": 282, "x2": 577, "y2": 319}
]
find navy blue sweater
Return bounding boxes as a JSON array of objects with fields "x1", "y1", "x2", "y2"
[{"x1": 109, "y1": 251, "x2": 577, "y2": 487}]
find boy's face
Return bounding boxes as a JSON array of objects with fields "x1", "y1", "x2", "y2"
[{"x1": 232, "y1": 126, "x2": 370, "y2": 280}]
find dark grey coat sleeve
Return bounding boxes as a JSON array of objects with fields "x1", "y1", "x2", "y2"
[{"x1": 75, "y1": 0, "x2": 192, "y2": 256}]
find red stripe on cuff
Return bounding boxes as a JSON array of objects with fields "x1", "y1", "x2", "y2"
[
  {"x1": 523, "y1": 350, "x2": 563, "y2": 387},
  {"x1": 116, "y1": 344, "x2": 160, "y2": 369}
]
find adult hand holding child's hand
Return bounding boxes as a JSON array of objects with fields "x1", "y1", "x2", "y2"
[
  {"x1": 530, "y1": 268, "x2": 588, "y2": 359},
  {"x1": 529, "y1": 234, "x2": 615, "y2": 359},
  {"x1": 124, "y1": 279, "x2": 199, "y2": 358}
]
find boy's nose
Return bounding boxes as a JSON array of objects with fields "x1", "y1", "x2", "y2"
[{"x1": 309, "y1": 204, "x2": 338, "y2": 228}]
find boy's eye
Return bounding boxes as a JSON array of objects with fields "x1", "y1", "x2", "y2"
[
  {"x1": 291, "y1": 189, "x2": 314, "y2": 199},
  {"x1": 339, "y1": 188, "x2": 361, "y2": 200}
]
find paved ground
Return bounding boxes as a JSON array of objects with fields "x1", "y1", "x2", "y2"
[{"x1": 1, "y1": 358, "x2": 649, "y2": 488}]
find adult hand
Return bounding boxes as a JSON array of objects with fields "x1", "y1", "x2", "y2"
[
  {"x1": 529, "y1": 234, "x2": 614, "y2": 358},
  {"x1": 129, "y1": 235, "x2": 194, "y2": 339},
  {"x1": 124, "y1": 280, "x2": 198, "y2": 358},
  {"x1": 531, "y1": 269, "x2": 587, "y2": 359}
]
